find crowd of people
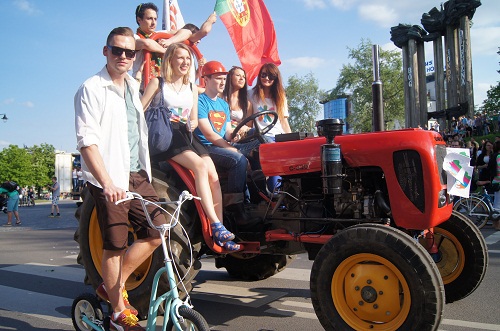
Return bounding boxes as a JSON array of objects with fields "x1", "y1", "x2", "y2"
[
  {"x1": 448, "y1": 133, "x2": 500, "y2": 231},
  {"x1": 72, "y1": 3, "x2": 293, "y2": 330},
  {"x1": 428, "y1": 113, "x2": 499, "y2": 146}
]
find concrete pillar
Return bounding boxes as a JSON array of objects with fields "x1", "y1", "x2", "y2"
[
  {"x1": 433, "y1": 36, "x2": 446, "y2": 129},
  {"x1": 445, "y1": 25, "x2": 460, "y2": 120},
  {"x1": 402, "y1": 44, "x2": 412, "y2": 128},
  {"x1": 459, "y1": 16, "x2": 475, "y2": 117},
  {"x1": 408, "y1": 39, "x2": 420, "y2": 128},
  {"x1": 417, "y1": 41, "x2": 428, "y2": 127}
]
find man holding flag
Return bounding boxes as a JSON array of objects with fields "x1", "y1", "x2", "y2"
[{"x1": 133, "y1": 2, "x2": 191, "y2": 85}]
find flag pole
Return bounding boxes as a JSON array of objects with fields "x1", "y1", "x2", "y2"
[{"x1": 162, "y1": 0, "x2": 168, "y2": 30}]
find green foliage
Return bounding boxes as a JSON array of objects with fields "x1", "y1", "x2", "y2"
[
  {"x1": 481, "y1": 82, "x2": 500, "y2": 115},
  {"x1": 481, "y1": 47, "x2": 500, "y2": 116},
  {"x1": 285, "y1": 73, "x2": 324, "y2": 133},
  {"x1": 329, "y1": 39, "x2": 405, "y2": 133},
  {"x1": 0, "y1": 144, "x2": 55, "y2": 189}
]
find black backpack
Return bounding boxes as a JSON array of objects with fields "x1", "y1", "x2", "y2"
[{"x1": 1, "y1": 181, "x2": 18, "y2": 192}]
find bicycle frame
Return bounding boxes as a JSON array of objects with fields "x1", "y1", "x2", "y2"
[
  {"x1": 128, "y1": 191, "x2": 199, "y2": 331},
  {"x1": 145, "y1": 225, "x2": 190, "y2": 330}
]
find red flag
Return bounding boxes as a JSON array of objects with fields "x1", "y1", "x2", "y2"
[
  {"x1": 215, "y1": 0, "x2": 281, "y2": 85},
  {"x1": 162, "y1": 0, "x2": 185, "y2": 31}
]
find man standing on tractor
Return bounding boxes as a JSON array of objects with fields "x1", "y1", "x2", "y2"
[{"x1": 74, "y1": 27, "x2": 167, "y2": 331}]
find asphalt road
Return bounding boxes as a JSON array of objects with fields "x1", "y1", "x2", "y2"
[{"x1": 0, "y1": 200, "x2": 499, "y2": 330}]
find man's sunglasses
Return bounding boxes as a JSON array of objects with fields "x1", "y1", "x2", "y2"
[
  {"x1": 260, "y1": 72, "x2": 277, "y2": 80},
  {"x1": 107, "y1": 45, "x2": 137, "y2": 59}
]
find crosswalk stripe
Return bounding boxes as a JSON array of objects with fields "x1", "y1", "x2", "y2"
[
  {"x1": 281, "y1": 300, "x2": 314, "y2": 309},
  {"x1": 0, "y1": 284, "x2": 73, "y2": 326},
  {"x1": 265, "y1": 307, "x2": 317, "y2": 319},
  {"x1": 441, "y1": 319, "x2": 500, "y2": 330},
  {"x1": 484, "y1": 231, "x2": 500, "y2": 245},
  {"x1": 2, "y1": 263, "x2": 84, "y2": 283},
  {"x1": 193, "y1": 282, "x2": 287, "y2": 308},
  {"x1": 200, "y1": 261, "x2": 311, "y2": 282}
]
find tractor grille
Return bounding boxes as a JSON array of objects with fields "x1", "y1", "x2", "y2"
[
  {"x1": 393, "y1": 150, "x2": 425, "y2": 213},
  {"x1": 435, "y1": 145, "x2": 447, "y2": 185}
]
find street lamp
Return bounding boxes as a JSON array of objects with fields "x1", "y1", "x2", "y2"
[{"x1": 0, "y1": 114, "x2": 7, "y2": 122}]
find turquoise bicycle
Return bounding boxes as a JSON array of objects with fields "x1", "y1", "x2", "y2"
[{"x1": 71, "y1": 191, "x2": 209, "y2": 331}]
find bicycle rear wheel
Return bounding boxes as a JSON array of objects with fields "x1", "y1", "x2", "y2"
[{"x1": 453, "y1": 196, "x2": 489, "y2": 229}]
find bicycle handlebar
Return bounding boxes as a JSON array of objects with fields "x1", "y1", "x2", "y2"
[{"x1": 115, "y1": 190, "x2": 200, "y2": 231}]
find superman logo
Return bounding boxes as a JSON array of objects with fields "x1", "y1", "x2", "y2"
[{"x1": 208, "y1": 111, "x2": 227, "y2": 133}]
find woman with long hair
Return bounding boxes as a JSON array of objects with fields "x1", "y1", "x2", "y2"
[
  {"x1": 141, "y1": 43, "x2": 240, "y2": 251},
  {"x1": 250, "y1": 63, "x2": 291, "y2": 191},
  {"x1": 250, "y1": 63, "x2": 291, "y2": 139},
  {"x1": 223, "y1": 66, "x2": 260, "y2": 168},
  {"x1": 476, "y1": 140, "x2": 494, "y2": 186}
]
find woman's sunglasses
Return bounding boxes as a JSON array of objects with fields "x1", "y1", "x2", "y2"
[
  {"x1": 260, "y1": 72, "x2": 277, "y2": 80},
  {"x1": 107, "y1": 45, "x2": 137, "y2": 59}
]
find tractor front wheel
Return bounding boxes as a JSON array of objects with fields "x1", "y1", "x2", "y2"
[{"x1": 310, "y1": 224, "x2": 444, "y2": 331}]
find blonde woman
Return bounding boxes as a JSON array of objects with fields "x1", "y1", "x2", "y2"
[{"x1": 141, "y1": 43, "x2": 240, "y2": 251}]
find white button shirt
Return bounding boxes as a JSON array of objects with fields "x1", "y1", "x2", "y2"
[{"x1": 74, "y1": 66, "x2": 152, "y2": 190}]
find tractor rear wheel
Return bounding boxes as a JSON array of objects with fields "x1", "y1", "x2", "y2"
[
  {"x1": 310, "y1": 224, "x2": 444, "y2": 331},
  {"x1": 420, "y1": 211, "x2": 488, "y2": 303},
  {"x1": 215, "y1": 254, "x2": 294, "y2": 281}
]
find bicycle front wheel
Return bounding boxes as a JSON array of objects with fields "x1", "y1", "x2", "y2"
[
  {"x1": 167, "y1": 306, "x2": 210, "y2": 331},
  {"x1": 453, "y1": 196, "x2": 489, "y2": 229}
]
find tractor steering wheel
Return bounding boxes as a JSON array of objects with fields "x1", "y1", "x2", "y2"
[{"x1": 231, "y1": 111, "x2": 279, "y2": 144}]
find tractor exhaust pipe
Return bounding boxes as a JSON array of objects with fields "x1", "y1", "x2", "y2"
[
  {"x1": 372, "y1": 44, "x2": 385, "y2": 132},
  {"x1": 317, "y1": 119, "x2": 344, "y2": 195}
]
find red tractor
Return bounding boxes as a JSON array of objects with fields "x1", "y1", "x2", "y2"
[{"x1": 76, "y1": 115, "x2": 487, "y2": 330}]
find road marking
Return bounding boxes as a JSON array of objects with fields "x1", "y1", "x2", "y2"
[
  {"x1": 441, "y1": 319, "x2": 500, "y2": 330},
  {"x1": 1, "y1": 263, "x2": 84, "y2": 283},
  {"x1": 265, "y1": 307, "x2": 318, "y2": 320},
  {"x1": 484, "y1": 231, "x2": 500, "y2": 245},
  {"x1": 0, "y1": 284, "x2": 73, "y2": 327},
  {"x1": 200, "y1": 261, "x2": 311, "y2": 282},
  {"x1": 281, "y1": 300, "x2": 313, "y2": 309},
  {"x1": 193, "y1": 282, "x2": 286, "y2": 308}
]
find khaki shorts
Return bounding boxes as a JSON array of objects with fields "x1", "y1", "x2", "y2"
[{"x1": 88, "y1": 170, "x2": 166, "y2": 251}]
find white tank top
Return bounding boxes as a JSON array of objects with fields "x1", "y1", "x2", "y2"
[{"x1": 151, "y1": 82, "x2": 193, "y2": 124}]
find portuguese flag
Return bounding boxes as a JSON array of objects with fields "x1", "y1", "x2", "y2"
[{"x1": 215, "y1": 0, "x2": 281, "y2": 85}]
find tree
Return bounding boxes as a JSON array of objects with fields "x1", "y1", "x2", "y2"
[
  {"x1": 328, "y1": 39, "x2": 404, "y2": 133},
  {"x1": 481, "y1": 47, "x2": 500, "y2": 115},
  {"x1": 25, "y1": 144, "x2": 56, "y2": 189},
  {"x1": 0, "y1": 145, "x2": 33, "y2": 187},
  {"x1": 0, "y1": 144, "x2": 55, "y2": 190},
  {"x1": 286, "y1": 73, "x2": 325, "y2": 133}
]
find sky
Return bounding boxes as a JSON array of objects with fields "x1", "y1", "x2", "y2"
[{"x1": 1, "y1": 0, "x2": 499, "y2": 153}]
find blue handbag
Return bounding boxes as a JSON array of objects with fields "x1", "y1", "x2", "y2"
[{"x1": 145, "y1": 77, "x2": 173, "y2": 156}]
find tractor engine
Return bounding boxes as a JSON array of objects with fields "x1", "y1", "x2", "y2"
[{"x1": 259, "y1": 118, "x2": 452, "y2": 235}]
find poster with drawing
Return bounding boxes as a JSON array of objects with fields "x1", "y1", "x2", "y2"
[{"x1": 444, "y1": 148, "x2": 473, "y2": 198}]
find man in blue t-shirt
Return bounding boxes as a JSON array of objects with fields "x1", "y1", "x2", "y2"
[{"x1": 195, "y1": 61, "x2": 258, "y2": 227}]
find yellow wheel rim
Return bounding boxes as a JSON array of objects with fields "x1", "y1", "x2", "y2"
[
  {"x1": 89, "y1": 208, "x2": 152, "y2": 290},
  {"x1": 332, "y1": 253, "x2": 411, "y2": 331},
  {"x1": 432, "y1": 227, "x2": 465, "y2": 284}
]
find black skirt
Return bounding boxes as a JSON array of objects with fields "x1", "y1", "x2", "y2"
[{"x1": 152, "y1": 122, "x2": 208, "y2": 162}]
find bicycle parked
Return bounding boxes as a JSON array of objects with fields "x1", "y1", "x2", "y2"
[
  {"x1": 71, "y1": 191, "x2": 209, "y2": 331},
  {"x1": 453, "y1": 185, "x2": 498, "y2": 229}
]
